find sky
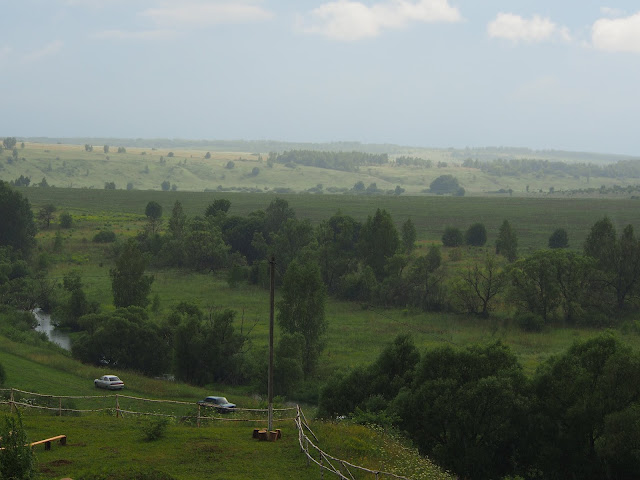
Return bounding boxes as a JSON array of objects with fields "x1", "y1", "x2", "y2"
[{"x1": 2, "y1": 1, "x2": 640, "y2": 155}]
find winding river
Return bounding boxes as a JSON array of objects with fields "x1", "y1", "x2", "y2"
[{"x1": 33, "y1": 309, "x2": 72, "y2": 351}]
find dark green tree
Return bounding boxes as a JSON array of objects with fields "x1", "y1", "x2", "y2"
[
  {"x1": 465, "y1": 223, "x2": 487, "y2": 246},
  {"x1": 407, "y1": 246, "x2": 445, "y2": 311},
  {"x1": 453, "y1": 253, "x2": 506, "y2": 316},
  {"x1": 584, "y1": 218, "x2": 640, "y2": 312},
  {"x1": 495, "y1": 219, "x2": 518, "y2": 262},
  {"x1": 0, "y1": 181, "x2": 37, "y2": 258},
  {"x1": 401, "y1": 218, "x2": 417, "y2": 254},
  {"x1": 509, "y1": 250, "x2": 561, "y2": 323},
  {"x1": 395, "y1": 342, "x2": 529, "y2": 480},
  {"x1": 277, "y1": 258, "x2": 327, "y2": 376},
  {"x1": 263, "y1": 197, "x2": 295, "y2": 238},
  {"x1": 442, "y1": 226, "x2": 463, "y2": 247},
  {"x1": 37, "y1": 203, "x2": 56, "y2": 229},
  {"x1": 72, "y1": 307, "x2": 169, "y2": 375},
  {"x1": 183, "y1": 217, "x2": 229, "y2": 271},
  {"x1": 532, "y1": 334, "x2": 640, "y2": 480},
  {"x1": 144, "y1": 201, "x2": 163, "y2": 235},
  {"x1": 161, "y1": 180, "x2": 171, "y2": 191},
  {"x1": 204, "y1": 199, "x2": 231, "y2": 217},
  {"x1": 168, "y1": 201, "x2": 187, "y2": 239},
  {"x1": 59, "y1": 212, "x2": 73, "y2": 229},
  {"x1": 110, "y1": 239, "x2": 154, "y2": 308},
  {"x1": 268, "y1": 218, "x2": 316, "y2": 277},
  {"x1": 103, "y1": 144, "x2": 109, "y2": 153},
  {"x1": 548, "y1": 228, "x2": 569, "y2": 249},
  {"x1": 316, "y1": 212, "x2": 361, "y2": 293},
  {"x1": 429, "y1": 174, "x2": 461, "y2": 194},
  {"x1": 358, "y1": 209, "x2": 399, "y2": 281},
  {"x1": 2, "y1": 137, "x2": 17, "y2": 149}
]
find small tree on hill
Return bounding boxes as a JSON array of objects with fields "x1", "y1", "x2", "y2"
[{"x1": 430, "y1": 174, "x2": 461, "y2": 195}]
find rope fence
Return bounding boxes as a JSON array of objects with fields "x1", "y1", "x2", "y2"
[
  {"x1": 295, "y1": 406, "x2": 413, "y2": 480},
  {"x1": 0, "y1": 388, "x2": 296, "y2": 425}
]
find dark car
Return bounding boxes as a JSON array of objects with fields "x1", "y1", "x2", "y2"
[{"x1": 197, "y1": 396, "x2": 236, "y2": 413}]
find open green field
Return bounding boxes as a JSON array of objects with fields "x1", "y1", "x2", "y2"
[
  {"x1": 2, "y1": 141, "x2": 639, "y2": 196},
  {"x1": 20, "y1": 187, "x2": 640, "y2": 254}
]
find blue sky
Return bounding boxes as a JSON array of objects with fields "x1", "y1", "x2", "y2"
[{"x1": 2, "y1": 1, "x2": 640, "y2": 155}]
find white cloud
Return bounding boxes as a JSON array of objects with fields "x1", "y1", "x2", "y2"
[
  {"x1": 488, "y1": 13, "x2": 570, "y2": 43},
  {"x1": 23, "y1": 40, "x2": 63, "y2": 63},
  {"x1": 298, "y1": 0, "x2": 462, "y2": 41},
  {"x1": 141, "y1": 2, "x2": 274, "y2": 28},
  {"x1": 592, "y1": 12, "x2": 640, "y2": 53},
  {"x1": 92, "y1": 29, "x2": 177, "y2": 41}
]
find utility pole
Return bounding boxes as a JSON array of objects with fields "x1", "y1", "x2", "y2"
[{"x1": 268, "y1": 256, "x2": 275, "y2": 431}]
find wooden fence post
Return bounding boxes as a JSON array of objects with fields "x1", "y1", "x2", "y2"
[
  {"x1": 9, "y1": 388, "x2": 14, "y2": 413},
  {"x1": 115, "y1": 394, "x2": 120, "y2": 418},
  {"x1": 59, "y1": 397, "x2": 62, "y2": 417},
  {"x1": 197, "y1": 404, "x2": 200, "y2": 427}
]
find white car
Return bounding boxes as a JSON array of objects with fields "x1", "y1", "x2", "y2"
[{"x1": 94, "y1": 375, "x2": 125, "y2": 390}]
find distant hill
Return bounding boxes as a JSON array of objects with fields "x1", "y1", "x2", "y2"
[{"x1": 20, "y1": 137, "x2": 639, "y2": 164}]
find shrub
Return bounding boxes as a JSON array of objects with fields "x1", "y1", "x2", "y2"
[
  {"x1": 0, "y1": 413, "x2": 36, "y2": 479},
  {"x1": 442, "y1": 226, "x2": 463, "y2": 247},
  {"x1": 140, "y1": 417, "x2": 169, "y2": 442},
  {"x1": 59, "y1": 212, "x2": 73, "y2": 229},
  {"x1": 465, "y1": 223, "x2": 487, "y2": 246},
  {"x1": 92, "y1": 230, "x2": 117, "y2": 243},
  {"x1": 515, "y1": 311, "x2": 544, "y2": 332}
]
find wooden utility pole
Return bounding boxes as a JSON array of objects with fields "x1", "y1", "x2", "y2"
[{"x1": 268, "y1": 256, "x2": 275, "y2": 431}]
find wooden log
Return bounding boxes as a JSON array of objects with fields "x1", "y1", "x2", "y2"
[{"x1": 257, "y1": 429, "x2": 268, "y2": 441}]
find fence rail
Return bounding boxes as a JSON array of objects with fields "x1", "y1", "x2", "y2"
[
  {"x1": 0, "y1": 387, "x2": 295, "y2": 424},
  {"x1": 295, "y1": 406, "x2": 413, "y2": 480}
]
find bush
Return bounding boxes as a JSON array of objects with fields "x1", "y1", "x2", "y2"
[
  {"x1": 442, "y1": 226, "x2": 463, "y2": 247},
  {"x1": 0, "y1": 413, "x2": 36, "y2": 479},
  {"x1": 59, "y1": 212, "x2": 73, "y2": 229},
  {"x1": 140, "y1": 417, "x2": 169, "y2": 442},
  {"x1": 92, "y1": 230, "x2": 117, "y2": 243},
  {"x1": 465, "y1": 223, "x2": 487, "y2": 246},
  {"x1": 515, "y1": 311, "x2": 544, "y2": 332}
]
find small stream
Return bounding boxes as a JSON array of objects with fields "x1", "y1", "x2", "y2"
[{"x1": 33, "y1": 309, "x2": 72, "y2": 351}]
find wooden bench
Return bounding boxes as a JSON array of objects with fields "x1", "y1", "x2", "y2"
[{"x1": 30, "y1": 435, "x2": 67, "y2": 450}]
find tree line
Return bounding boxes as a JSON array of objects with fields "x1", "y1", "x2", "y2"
[
  {"x1": 318, "y1": 333, "x2": 640, "y2": 480},
  {"x1": 463, "y1": 157, "x2": 640, "y2": 180},
  {"x1": 267, "y1": 150, "x2": 389, "y2": 172}
]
